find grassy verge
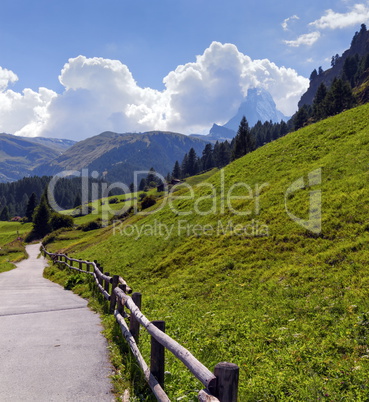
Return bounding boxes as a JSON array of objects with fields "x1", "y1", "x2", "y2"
[{"x1": 0, "y1": 221, "x2": 32, "y2": 273}]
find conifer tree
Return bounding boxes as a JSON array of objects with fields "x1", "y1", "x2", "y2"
[
  {"x1": 325, "y1": 78, "x2": 355, "y2": 116},
  {"x1": 231, "y1": 116, "x2": 254, "y2": 160},
  {"x1": 294, "y1": 106, "x2": 310, "y2": 130},
  {"x1": 31, "y1": 194, "x2": 51, "y2": 239},
  {"x1": 172, "y1": 160, "x2": 181, "y2": 179},
  {"x1": 146, "y1": 167, "x2": 157, "y2": 187},
  {"x1": 0, "y1": 206, "x2": 10, "y2": 221},
  {"x1": 313, "y1": 82, "x2": 328, "y2": 121},
  {"x1": 201, "y1": 143, "x2": 214, "y2": 170},
  {"x1": 25, "y1": 192, "x2": 38, "y2": 222},
  {"x1": 186, "y1": 147, "x2": 199, "y2": 176}
]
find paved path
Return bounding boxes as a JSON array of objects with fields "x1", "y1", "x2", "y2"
[{"x1": 0, "y1": 243, "x2": 114, "y2": 401}]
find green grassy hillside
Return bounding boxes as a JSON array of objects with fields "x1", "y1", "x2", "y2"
[
  {"x1": 46, "y1": 103, "x2": 369, "y2": 400},
  {"x1": 0, "y1": 221, "x2": 31, "y2": 272}
]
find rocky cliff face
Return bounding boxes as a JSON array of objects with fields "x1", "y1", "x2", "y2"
[{"x1": 299, "y1": 26, "x2": 369, "y2": 108}]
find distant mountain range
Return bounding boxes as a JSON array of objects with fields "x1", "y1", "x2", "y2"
[
  {"x1": 33, "y1": 131, "x2": 208, "y2": 184},
  {"x1": 191, "y1": 87, "x2": 289, "y2": 142},
  {"x1": 0, "y1": 131, "x2": 208, "y2": 184},
  {"x1": 0, "y1": 133, "x2": 75, "y2": 182}
]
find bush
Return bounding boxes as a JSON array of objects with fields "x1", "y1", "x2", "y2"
[
  {"x1": 108, "y1": 197, "x2": 119, "y2": 204},
  {"x1": 50, "y1": 213, "x2": 74, "y2": 231},
  {"x1": 78, "y1": 219, "x2": 103, "y2": 232},
  {"x1": 141, "y1": 195, "x2": 156, "y2": 210}
]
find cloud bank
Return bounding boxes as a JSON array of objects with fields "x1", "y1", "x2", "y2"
[{"x1": 0, "y1": 42, "x2": 308, "y2": 140}]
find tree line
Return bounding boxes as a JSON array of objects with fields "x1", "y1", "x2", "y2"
[
  {"x1": 168, "y1": 117, "x2": 292, "y2": 180},
  {"x1": 0, "y1": 175, "x2": 122, "y2": 220}
]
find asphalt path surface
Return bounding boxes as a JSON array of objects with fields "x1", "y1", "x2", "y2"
[{"x1": 0, "y1": 243, "x2": 114, "y2": 401}]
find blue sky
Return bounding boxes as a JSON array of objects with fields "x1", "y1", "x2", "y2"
[{"x1": 0, "y1": 0, "x2": 368, "y2": 140}]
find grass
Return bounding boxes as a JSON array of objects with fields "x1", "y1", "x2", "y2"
[
  {"x1": 44, "y1": 103, "x2": 369, "y2": 400},
  {"x1": 0, "y1": 221, "x2": 32, "y2": 272}
]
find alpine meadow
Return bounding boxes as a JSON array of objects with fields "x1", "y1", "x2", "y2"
[{"x1": 43, "y1": 102, "x2": 369, "y2": 400}]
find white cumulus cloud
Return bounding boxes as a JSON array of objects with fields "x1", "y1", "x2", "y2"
[
  {"x1": 310, "y1": 3, "x2": 369, "y2": 30},
  {"x1": 284, "y1": 31, "x2": 321, "y2": 47},
  {"x1": 0, "y1": 43, "x2": 309, "y2": 140},
  {"x1": 0, "y1": 84, "x2": 57, "y2": 137},
  {"x1": 282, "y1": 15, "x2": 300, "y2": 31},
  {"x1": 0, "y1": 67, "x2": 18, "y2": 91}
]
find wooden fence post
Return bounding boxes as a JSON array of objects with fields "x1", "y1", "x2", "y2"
[
  {"x1": 104, "y1": 272, "x2": 110, "y2": 294},
  {"x1": 110, "y1": 275, "x2": 119, "y2": 313},
  {"x1": 79, "y1": 261, "x2": 83, "y2": 271},
  {"x1": 213, "y1": 362, "x2": 239, "y2": 402},
  {"x1": 129, "y1": 292, "x2": 142, "y2": 344},
  {"x1": 117, "y1": 297, "x2": 124, "y2": 315},
  {"x1": 150, "y1": 320, "x2": 165, "y2": 389},
  {"x1": 98, "y1": 265, "x2": 103, "y2": 286}
]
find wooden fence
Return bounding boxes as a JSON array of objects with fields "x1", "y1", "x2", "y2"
[{"x1": 41, "y1": 246, "x2": 239, "y2": 402}]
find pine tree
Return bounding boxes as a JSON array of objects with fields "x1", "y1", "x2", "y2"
[
  {"x1": 187, "y1": 148, "x2": 199, "y2": 176},
  {"x1": 138, "y1": 178, "x2": 147, "y2": 191},
  {"x1": 215, "y1": 142, "x2": 231, "y2": 167},
  {"x1": 0, "y1": 206, "x2": 10, "y2": 221},
  {"x1": 231, "y1": 116, "x2": 254, "y2": 160},
  {"x1": 31, "y1": 195, "x2": 51, "y2": 239},
  {"x1": 172, "y1": 160, "x2": 181, "y2": 179},
  {"x1": 25, "y1": 193, "x2": 38, "y2": 222},
  {"x1": 146, "y1": 167, "x2": 157, "y2": 187},
  {"x1": 313, "y1": 82, "x2": 328, "y2": 121},
  {"x1": 309, "y1": 69, "x2": 318, "y2": 81},
  {"x1": 325, "y1": 78, "x2": 355, "y2": 116},
  {"x1": 201, "y1": 143, "x2": 214, "y2": 171},
  {"x1": 181, "y1": 153, "x2": 189, "y2": 177},
  {"x1": 294, "y1": 106, "x2": 309, "y2": 130}
]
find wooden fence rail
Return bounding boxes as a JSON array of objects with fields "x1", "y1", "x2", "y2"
[{"x1": 41, "y1": 246, "x2": 239, "y2": 402}]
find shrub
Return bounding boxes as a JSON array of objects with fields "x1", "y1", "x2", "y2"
[
  {"x1": 50, "y1": 212, "x2": 74, "y2": 231},
  {"x1": 141, "y1": 195, "x2": 156, "y2": 210},
  {"x1": 78, "y1": 219, "x2": 103, "y2": 232}
]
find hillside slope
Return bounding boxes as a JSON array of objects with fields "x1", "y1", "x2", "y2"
[
  {"x1": 0, "y1": 133, "x2": 76, "y2": 182},
  {"x1": 48, "y1": 104, "x2": 369, "y2": 400},
  {"x1": 0, "y1": 133, "x2": 61, "y2": 182},
  {"x1": 34, "y1": 131, "x2": 208, "y2": 183}
]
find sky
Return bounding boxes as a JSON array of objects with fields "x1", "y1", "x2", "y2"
[{"x1": 0, "y1": 0, "x2": 368, "y2": 140}]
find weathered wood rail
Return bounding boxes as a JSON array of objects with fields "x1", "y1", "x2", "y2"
[{"x1": 41, "y1": 246, "x2": 239, "y2": 402}]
